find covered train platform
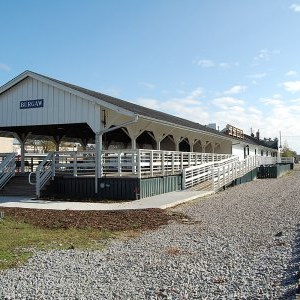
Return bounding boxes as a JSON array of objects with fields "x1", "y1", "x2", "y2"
[{"x1": 0, "y1": 71, "x2": 279, "y2": 200}]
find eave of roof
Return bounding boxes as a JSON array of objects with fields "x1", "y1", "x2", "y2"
[
  {"x1": 244, "y1": 134, "x2": 278, "y2": 149},
  {"x1": 1, "y1": 70, "x2": 276, "y2": 147},
  {"x1": 30, "y1": 71, "x2": 233, "y2": 140}
]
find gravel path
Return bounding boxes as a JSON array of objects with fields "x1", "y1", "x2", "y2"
[{"x1": 1, "y1": 167, "x2": 300, "y2": 299}]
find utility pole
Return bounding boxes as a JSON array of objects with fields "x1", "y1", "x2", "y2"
[
  {"x1": 279, "y1": 131, "x2": 282, "y2": 148},
  {"x1": 278, "y1": 131, "x2": 282, "y2": 163}
]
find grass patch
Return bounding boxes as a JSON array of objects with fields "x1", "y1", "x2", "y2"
[
  {"x1": 0, "y1": 217, "x2": 115, "y2": 270},
  {"x1": 0, "y1": 207, "x2": 175, "y2": 270}
]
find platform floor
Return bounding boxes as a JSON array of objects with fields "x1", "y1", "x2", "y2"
[{"x1": 0, "y1": 190, "x2": 214, "y2": 211}]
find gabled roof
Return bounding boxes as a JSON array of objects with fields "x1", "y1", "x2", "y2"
[
  {"x1": 244, "y1": 134, "x2": 278, "y2": 150},
  {"x1": 36, "y1": 72, "x2": 229, "y2": 138},
  {"x1": 0, "y1": 70, "x2": 278, "y2": 150},
  {"x1": 0, "y1": 70, "x2": 230, "y2": 139}
]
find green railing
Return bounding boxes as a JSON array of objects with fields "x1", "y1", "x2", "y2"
[{"x1": 257, "y1": 164, "x2": 292, "y2": 178}]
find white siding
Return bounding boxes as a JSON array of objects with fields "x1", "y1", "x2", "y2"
[
  {"x1": 0, "y1": 77, "x2": 101, "y2": 132},
  {"x1": 232, "y1": 145, "x2": 245, "y2": 160}
]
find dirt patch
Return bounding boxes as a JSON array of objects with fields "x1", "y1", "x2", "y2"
[{"x1": 0, "y1": 207, "x2": 176, "y2": 231}]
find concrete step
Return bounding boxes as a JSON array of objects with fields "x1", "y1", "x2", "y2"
[{"x1": 0, "y1": 173, "x2": 35, "y2": 196}]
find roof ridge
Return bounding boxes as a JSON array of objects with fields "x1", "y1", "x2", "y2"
[{"x1": 32, "y1": 71, "x2": 223, "y2": 137}]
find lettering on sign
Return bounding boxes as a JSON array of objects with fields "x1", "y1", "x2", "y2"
[
  {"x1": 226, "y1": 124, "x2": 244, "y2": 139},
  {"x1": 20, "y1": 99, "x2": 44, "y2": 109}
]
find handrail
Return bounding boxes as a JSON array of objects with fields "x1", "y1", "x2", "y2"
[
  {"x1": 280, "y1": 157, "x2": 294, "y2": 164},
  {"x1": 28, "y1": 172, "x2": 35, "y2": 185},
  {"x1": 0, "y1": 153, "x2": 16, "y2": 190},
  {"x1": 50, "y1": 149, "x2": 234, "y2": 178},
  {"x1": 213, "y1": 155, "x2": 239, "y2": 167},
  {"x1": 257, "y1": 156, "x2": 277, "y2": 166},
  {"x1": 212, "y1": 156, "x2": 259, "y2": 191},
  {"x1": 31, "y1": 152, "x2": 55, "y2": 198},
  {"x1": 183, "y1": 155, "x2": 259, "y2": 191}
]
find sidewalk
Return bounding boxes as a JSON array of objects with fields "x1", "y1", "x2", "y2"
[{"x1": 0, "y1": 190, "x2": 214, "y2": 211}]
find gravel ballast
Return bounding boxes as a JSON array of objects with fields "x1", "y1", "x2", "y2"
[{"x1": 1, "y1": 168, "x2": 300, "y2": 299}]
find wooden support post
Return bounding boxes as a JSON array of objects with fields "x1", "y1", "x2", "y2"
[
  {"x1": 171, "y1": 152, "x2": 175, "y2": 175},
  {"x1": 95, "y1": 133, "x2": 103, "y2": 194},
  {"x1": 137, "y1": 149, "x2": 141, "y2": 178},
  {"x1": 162, "y1": 151, "x2": 165, "y2": 176},
  {"x1": 180, "y1": 152, "x2": 183, "y2": 170},
  {"x1": 188, "y1": 152, "x2": 191, "y2": 167},
  {"x1": 73, "y1": 152, "x2": 78, "y2": 177},
  {"x1": 20, "y1": 140, "x2": 25, "y2": 173},
  {"x1": 150, "y1": 150, "x2": 153, "y2": 177},
  {"x1": 14, "y1": 132, "x2": 31, "y2": 173},
  {"x1": 118, "y1": 152, "x2": 122, "y2": 176}
]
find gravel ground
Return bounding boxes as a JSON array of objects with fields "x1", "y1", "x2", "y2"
[{"x1": 1, "y1": 167, "x2": 300, "y2": 299}]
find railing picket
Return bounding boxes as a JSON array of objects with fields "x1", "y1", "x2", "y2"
[{"x1": 0, "y1": 153, "x2": 16, "y2": 190}]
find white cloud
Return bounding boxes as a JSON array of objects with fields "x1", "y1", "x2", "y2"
[
  {"x1": 135, "y1": 88, "x2": 208, "y2": 125},
  {"x1": 252, "y1": 49, "x2": 280, "y2": 67},
  {"x1": 187, "y1": 87, "x2": 203, "y2": 99},
  {"x1": 224, "y1": 85, "x2": 247, "y2": 95},
  {"x1": 248, "y1": 107, "x2": 262, "y2": 115},
  {"x1": 139, "y1": 82, "x2": 155, "y2": 89},
  {"x1": 283, "y1": 81, "x2": 300, "y2": 93},
  {"x1": 212, "y1": 97, "x2": 244, "y2": 109},
  {"x1": 196, "y1": 59, "x2": 238, "y2": 69},
  {"x1": 254, "y1": 49, "x2": 270, "y2": 62},
  {"x1": 290, "y1": 3, "x2": 300, "y2": 12},
  {"x1": 219, "y1": 62, "x2": 239, "y2": 68},
  {"x1": 197, "y1": 59, "x2": 215, "y2": 68},
  {"x1": 247, "y1": 73, "x2": 267, "y2": 82},
  {"x1": 290, "y1": 98, "x2": 300, "y2": 103},
  {"x1": 0, "y1": 63, "x2": 10, "y2": 72},
  {"x1": 135, "y1": 97, "x2": 160, "y2": 108},
  {"x1": 136, "y1": 87, "x2": 300, "y2": 152},
  {"x1": 261, "y1": 97, "x2": 284, "y2": 106},
  {"x1": 285, "y1": 70, "x2": 298, "y2": 77}
]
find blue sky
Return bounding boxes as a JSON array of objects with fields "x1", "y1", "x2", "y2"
[{"x1": 1, "y1": 0, "x2": 300, "y2": 151}]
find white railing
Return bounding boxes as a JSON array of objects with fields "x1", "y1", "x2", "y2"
[
  {"x1": 102, "y1": 150, "x2": 138, "y2": 176},
  {"x1": 44, "y1": 150, "x2": 232, "y2": 178},
  {"x1": 257, "y1": 156, "x2": 277, "y2": 165},
  {"x1": 102, "y1": 150, "x2": 232, "y2": 178},
  {"x1": 183, "y1": 155, "x2": 259, "y2": 191},
  {"x1": 183, "y1": 155, "x2": 240, "y2": 190},
  {"x1": 213, "y1": 156, "x2": 258, "y2": 191},
  {"x1": 182, "y1": 162, "x2": 215, "y2": 190},
  {"x1": 280, "y1": 157, "x2": 294, "y2": 164},
  {"x1": 29, "y1": 152, "x2": 55, "y2": 198},
  {"x1": 0, "y1": 153, "x2": 16, "y2": 190},
  {"x1": 183, "y1": 154, "x2": 295, "y2": 191},
  {"x1": 26, "y1": 149, "x2": 295, "y2": 197},
  {"x1": 53, "y1": 151, "x2": 96, "y2": 176}
]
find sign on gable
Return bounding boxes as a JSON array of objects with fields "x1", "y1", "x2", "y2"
[{"x1": 20, "y1": 99, "x2": 44, "y2": 109}]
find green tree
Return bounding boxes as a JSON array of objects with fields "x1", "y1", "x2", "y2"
[{"x1": 281, "y1": 141, "x2": 297, "y2": 157}]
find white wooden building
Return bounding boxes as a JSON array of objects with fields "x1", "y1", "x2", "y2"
[{"x1": 0, "y1": 71, "x2": 282, "y2": 200}]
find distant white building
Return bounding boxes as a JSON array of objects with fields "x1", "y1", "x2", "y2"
[
  {"x1": 0, "y1": 137, "x2": 13, "y2": 153},
  {"x1": 222, "y1": 125, "x2": 278, "y2": 160}
]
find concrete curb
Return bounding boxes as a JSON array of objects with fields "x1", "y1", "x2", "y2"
[
  {"x1": 158, "y1": 191, "x2": 214, "y2": 209},
  {"x1": 0, "y1": 190, "x2": 215, "y2": 211}
]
